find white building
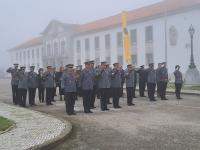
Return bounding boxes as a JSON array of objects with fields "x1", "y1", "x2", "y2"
[{"x1": 8, "y1": 0, "x2": 200, "y2": 73}]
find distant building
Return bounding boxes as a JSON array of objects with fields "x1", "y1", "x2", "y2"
[{"x1": 8, "y1": 0, "x2": 200, "y2": 72}]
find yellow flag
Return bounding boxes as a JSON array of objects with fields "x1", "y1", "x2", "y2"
[{"x1": 122, "y1": 11, "x2": 132, "y2": 64}]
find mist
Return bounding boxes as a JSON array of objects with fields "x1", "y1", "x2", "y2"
[{"x1": 0, "y1": 0, "x2": 161, "y2": 69}]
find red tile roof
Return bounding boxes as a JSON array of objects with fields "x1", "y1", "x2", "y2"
[
  {"x1": 77, "y1": 0, "x2": 200, "y2": 33},
  {"x1": 11, "y1": 36, "x2": 43, "y2": 50}
]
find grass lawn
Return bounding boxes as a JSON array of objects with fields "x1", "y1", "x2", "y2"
[
  {"x1": 168, "y1": 83, "x2": 200, "y2": 91},
  {"x1": 0, "y1": 116, "x2": 13, "y2": 132}
]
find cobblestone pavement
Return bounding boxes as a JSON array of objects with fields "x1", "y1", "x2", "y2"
[
  {"x1": 0, "y1": 102, "x2": 71, "y2": 150},
  {"x1": 1, "y1": 79, "x2": 200, "y2": 150}
]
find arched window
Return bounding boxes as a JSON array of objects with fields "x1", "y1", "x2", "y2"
[
  {"x1": 61, "y1": 41, "x2": 65, "y2": 55},
  {"x1": 54, "y1": 42, "x2": 58, "y2": 56}
]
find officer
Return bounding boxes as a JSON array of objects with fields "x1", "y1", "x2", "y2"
[
  {"x1": 18, "y1": 66, "x2": 28, "y2": 107},
  {"x1": 106, "y1": 63, "x2": 112, "y2": 104},
  {"x1": 146, "y1": 63, "x2": 157, "y2": 101},
  {"x1": 61, "y1": 64, "x2": 78, "y2": 115},
  {"x1": 137, "y1": 65, "x2": 147, "y2": 97},
  {"x1": 89, "y1": 60, "x2": 97, "y2": 109},
  {"x1": 174, "y1": 65, "x2": 183, "y2": 99},
  {"x1": 44, "y1": 66, "x2": 54, "y2": 105},
  {"x1": 38, "y1": 68, "x2": 45, "y2": 103},
  {"x1": 132, "y1": 65, "x2": 137, "y2": 98},
  {"x1": 111, "y1": 63, "x2": 122, "y2": 108},
  {"x1": 28, "y1": 65, "x2": 38, "y2": 106},
  {"x1": 156, "y1": 63, "x2": 162, "y2": 98},
  {"x1": 125, "y1": 64, "x2": 135, "y2": 106},
  {"x1": 96, "y1": 61, "x2": 111, "y2": 111},
  {"x1": 79, "y1": 61, "x2": 94, "y2": 113},
  {"x1": 7, "y1": 63, "x2": 19, "y2": 105},
  {"x1": 75, "y1": 65, "x2": 82, "y2": 98},
  {"x1": 159, "y1": 62, "x2": 168, "y2": 100},
  {"x1": 119, "y1": 65, "x2": 125, "y2": 98}
]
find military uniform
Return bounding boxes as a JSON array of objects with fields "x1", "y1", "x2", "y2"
[
  {"x1": 44, "y1": 67, "x2": 55, "y2": 105},
  {"x1": 61, "y1": 65, "x2": 77, "y2": 115},
  {"x1": 79, "y1": 62, "x2": 94, "y2": 113},
  {"x1": 125, "y1": 65, "x2": 135, "y2": 106},
  {"x1": 111, "y1": 64, "x2": 122, "y2": 108},
  {"x1": 96, "y1": 62, "x2": 111, "y2": 111},
  {"x1": 156, "y1": 63, "x2": 162, "y2": 98},
  {"x1": 146, "y1": 63, "x2": 157, "y2": 101},
  {"x1": 38, "y1": 68, "x2": 45, "y2": 103},
  {"x1": 159, "y1": 63, "x2": 168, "y2": 100},
  {"x1": 174, "y1": 65, "x2": 183, "y2": 99},
  {"x1": 137, "y1": 65, "x2": 147, "y2": 97},
  {"x1": 28, "y1": 66, "x2": 38, "y2": 106},
  {"x1": 6, "y1": 64, "x2": 19, "y2": 105}
]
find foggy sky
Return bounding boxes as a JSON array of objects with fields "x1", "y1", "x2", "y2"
[{"x1": 0, "y1": 0, "x2": 162, "y2": 68}]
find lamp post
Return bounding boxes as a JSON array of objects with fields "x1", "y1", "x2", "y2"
[
  {"x1": 184, "y1": 25, "x2": 200, "y2": 85},
  {"x1": 188, "y1": 25, "x2": 196, "y2": 69}
]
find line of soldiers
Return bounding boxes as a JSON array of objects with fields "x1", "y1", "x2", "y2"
[{"x1": 7, "y1": 61, "x2": 183, "y2": 115}]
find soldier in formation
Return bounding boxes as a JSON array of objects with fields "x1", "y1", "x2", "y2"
[{"x1": 7, "y1": 61, "x2": 184, "y2": 115}]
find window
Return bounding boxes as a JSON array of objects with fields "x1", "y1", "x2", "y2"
[
  {"x1": 76, "y1": 40, "x2": 81, "y2": 53},
  {"x1": 32, "y1": 49, "x2": 34, "y2": 59},
  {"x1": 95, "y1": 58, "x2": 100, "y2": 65},
  {"x1": 146, "y1": 53, "x2": 154, "y2": 65},
  {"x1": 54, "y1": 42, "x2": 58, "y2": 56},
  {"x1": 131, "y1": 55, "x2": 137, "y2": 65},
  {"x1": 28, "y1": 50, "x2": 30, "y2": 59},
  {"x1": 47, "y1": 44, "x2": 51, "y2": 56},
  {"x1": 77, "y1": 59, "x2": 81, "y2": 65},
  {"x1": 105, "y1": 34, "x2": 111, "y2": 49},
  {"x1": 85, "y1": 38, "x2": 90, "y2": 52},
  {"x1": 130, "y1": 29, "x2": 137, "y2": 44},
  {"x1": 117, "y1": 32, "x2": 123, "y2": 48},
  {"x1": 106, "y1": 57, "x2": 111, "y2": 64},
  {"x1": 37, "y1": 48, "x2": 39, "y2": 58},
  {"x1": 117, "y1": 55, "x2": 123, "y2": 65},
  {"x1": 145, "y1": 26, "x2": 153, "y2": 43},
  {"x1": 61, "y1": 41, "x2": 65, "y2": 55},
  {"x1": 94, "y1": 36, "x2": 100, "y2": 50}
]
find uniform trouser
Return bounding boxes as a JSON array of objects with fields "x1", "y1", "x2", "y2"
[
  {"x1": 99, "y1": 88, "x2": 109, "y2": 110},
  {"x1": 126, "y1": 87, "x2": 134, "y2": 105},
  {"x1": 18, "y1": 88, "x2": 27, "y2": 107},
  {"x1": 147, "y1": 83, "x2": 156, "y2": 100},
  {"x1": 175, "y1": 83, "x2": 182, "y2": 98},
  {"x1": 160, "y1": 82, "x2": 168, "y2": 99},
  {"x1": 46, "y1": 88, "x2": 54, "y2": 104},
  {"x1": 38, "y1": 87, "x2": 45, "y2": 102},
  {"x1": 112, "y1": 88, "x2": 121, "y2": 108},
  {"x1": 82, "y1": 90, "x2": 92, "y2": 112},
  {"x1": 12, "y1": 85, "x2": 18, "y2": 105},
  {"x1": 64, "y1": 92, "x2": 76, "y2": 115},
  {"x1": 90, "y1": 86, "x2": 97, "y2": 107},
  {"x1": 157, "y1": 81, "x2": 162, "y2": 97},
  {"x1": 139, "y1": 81, "x2": 146, "y2": 96},
  {"x1": 28, "y1": 88, "x2": 36, "y2": 105}
]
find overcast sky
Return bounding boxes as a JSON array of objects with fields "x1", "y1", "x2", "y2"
[{"x1": 0, "y1": 0, "x2": 162, "y2": 68}]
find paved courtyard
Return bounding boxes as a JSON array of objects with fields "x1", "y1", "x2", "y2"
[{"x1": 1, "y1": 79, "x2": 200, "y2": 150}]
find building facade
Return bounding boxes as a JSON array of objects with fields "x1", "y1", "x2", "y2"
[{"x1": 8, "y1": 0, "x2": 200, "y2": 73}]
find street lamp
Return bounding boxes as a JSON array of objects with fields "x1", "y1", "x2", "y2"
[{"x1": 188, "y1": 24, "x2": 196, "y2": 68}]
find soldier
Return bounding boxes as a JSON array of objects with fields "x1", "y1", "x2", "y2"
[
  {"x1": 38, "y1": 68, "x2": 45, "y2": 103},
  {"x1": 159, "y1": 62, "x2": 168, "y2": 100},
  {"x1": 137, "y1": 65, "x2": 147, "y2": 97},
  {"x1": 61, "y1": 64, "x2": 78, "y2": 115},
  {"x1": 96, "y1": 61, "x2": 111, "y2": 111},
  {"x1": 52, "y1": 67, "x2": 57, "y2": 101},
  {"x1": 156, "y1": 63, "x2": 162, "y2": 98},
  {"x1": 89, "y1": 60, "x2": 97, "y2": 109},
  {"x1": 75, "y1": 65, "x2": 82, "y2": 98},
  {"x1": 119, "y1": 65, "x2": 125, "y2": 98},
  {"x1": 125, "y1": 64, "x2": 135, "y2": 106},
  {"x1": 174, "y1": 65, "x2": 183, "y2": 99},
  {"x1": 44, "y1": 66, "x2": 54, "y2": 105},
  {"x1": 6, "y1": 63, "x2": 19, "y2": 105},
  {"x1": 56, "y1": 67, "x2": 64, "y2": 101},
  {"x1": 79, "y1": 61, "x2": 94, "y2": 113},
  {"x1": 111, "y1": 63, "x2": 122, "y2": 108},
  {"x1": 146, "y1": 63, "x2": 157, "y2": 101},
  {"x1": 28, "y1": 65, "x2": 38, "y2": 106},
  {"x1": 18, "y1": 66, "x2": 28, "y2": 107},
  {"x1": 106, "y1": 63, "x2": 112, "y2": 104},
  {"x1": 132, "y1": 65, "x2": 137, "y2": 98}
]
